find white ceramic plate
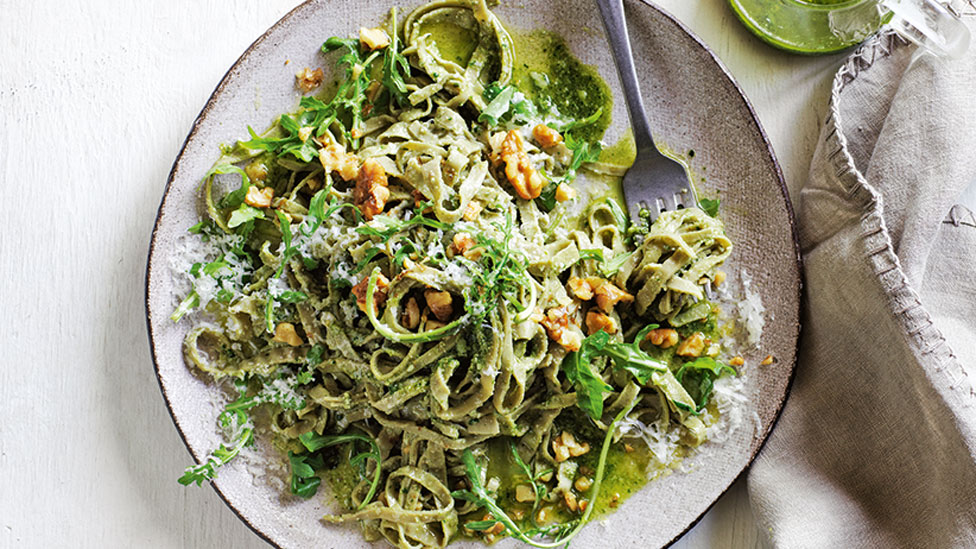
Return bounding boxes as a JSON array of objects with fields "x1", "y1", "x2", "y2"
[{"x1": 146, "y1": 0, "x2": 801, "y2": 547}]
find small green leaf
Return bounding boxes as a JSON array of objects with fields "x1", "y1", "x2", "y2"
[
  {"x1": 227, "y1": 204, "x2": 265, "y2": 229},
  {"x1": 562, "y1": 331, "x2": 614, "y2": 420},
  {"x1": 478, "y1": 85, "x2": 515, "y2": 126},
  {"x1": 699, "y1": 197, "x2": 720, "y2": 217}
]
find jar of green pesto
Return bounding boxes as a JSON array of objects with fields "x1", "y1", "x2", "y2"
[{"x1": 729, "y1": 0, "x2": 970, "y2": 57}]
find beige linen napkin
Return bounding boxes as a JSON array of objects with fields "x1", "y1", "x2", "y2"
[{"x1": 747, "y1": 15, "x2": 976, "y2": 548}]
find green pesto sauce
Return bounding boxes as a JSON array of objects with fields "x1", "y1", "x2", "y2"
[
  {"x1": 599, "y1": 131, "x2": 637, "y2": 167},
  {"x1": 508, "y1": 29, "x2": 612, "y2": 144},
  {"x1": 322, "y1": 446, "x2": 360, "y2": 510},
  {"x1": 417, "y1": 13, "x2": 479, "y2": 66}
]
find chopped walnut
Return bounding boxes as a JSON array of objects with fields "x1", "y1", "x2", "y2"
[
  {"x1": 425, "y1": 319, "x2": 446, "y2": 331},
  {"x1": 318, "y1": 144, "x2": 360, "y2": 181},
  {"x1": 593, "y1": 281, "x2": 634, "y2": 313},
  {"x1": 273, "y1": 322, "x2": 303, "y2": 346},
  {"x1": 244, "y1": 161, "x2": 267, "y2": 182},
  {"x1": 351, "y1": 272, "x2": 389, "y2": 313},
  {"x1": 462, "y1": 200, "x2": 483, "y2": 221},
  {"x1": 354, "y1": 158, "x2": 390, "y2": 220},
  {"x1": 515, "y1": 484, "x2": 535, "y2": 503},
  {"x1": 552, "y1": 431, "x2": 590, "y2": 463},
  {"x1": 729, "y1": 356, "x2": 745, "y2": 367},
  {"x1": 295, "y1": 67, "x2": 324, "y2": 93},
  {"x1": 424, "y1": 289, "x2": 454, "y2": 322},
  {"x1": 540, "y1": 306, "x2": 583, "y2": 351},
  {"x1": 497, "y1": 130, "x2": 544, "y2": 200},
  {"x1": 578, "y1": 499, "x2": 589, "y2": 513},
  {"x1": 536, "y1": 507, "x2": 552, "y2": 525},
  {"x1": 646, "y1": 328, "x2": 679, "y2": 349},
  {"x1": 244, "y1": 186, "x2": 274, "y2": 208},
  {"x1": 563, "y1": 491, "x2": 579, "y2": 512},
  {"x1": 532, "y1": 124, "x2": 564, "y2": 148},
  {"x1": 555, "y1": 183, "x2": 576, "y2": 202},
  {"x1": 401, "y1": 297, "x2": 420, "y2": 330},
  {"x1": 585, "y1": 310, "x2": 618, "y2": 335},
  {"x1": 359, "y1": 27, "x2": 391, "y2": 50},
  {"x1": 676, "y1": 332, "x2": 706, "y2": 357},
  {"x1": 451, "y1": 233, "x2": 483, "y2": 261},
  {"x1": 567, "y1": 277, "x2": 594, "y2": 301},
  {"x1": 574, "y1": 476, "x2": 593, "y2": 492}
]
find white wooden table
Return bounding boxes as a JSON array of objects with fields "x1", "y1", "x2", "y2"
[{"x1": 0, "y1": 1, "x2": 844, "y2": 546}]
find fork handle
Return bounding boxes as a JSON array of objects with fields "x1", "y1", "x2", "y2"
[{"x1": 595, "y1": 0, "x2": 656, "y2": 154}]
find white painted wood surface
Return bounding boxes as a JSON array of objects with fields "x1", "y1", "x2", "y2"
[{"x1": 0, "y1": 1, "x2": 844, "y2": 547}]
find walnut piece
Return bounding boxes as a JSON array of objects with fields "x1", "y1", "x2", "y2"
[
  {"x1": 354, "y1": 158, "x2": 390, "y2": 220},
  {"x1": 532, "y1": 124, "x2": 564, "y2": 148},
  {"x1": 676, "y1": 332, "x2": 706, "y2": 357},
  {"x1": 646, "y1": 328, "x2": 679, "y2": 349},
  {"x1": 318, "y1": 143, "x2": 360, "y2": 181},
  {"x1": 244, "y1": 186, "x2": 274, "y2": 208},
  {"x1": 351, "y1": 272, "x2": 389, "y2": 314},
  {"x1": 295, "y1": 67, "x2": 324, "y2": 93},
  {"x1": 585, "y1": 310, "x2": 618, "y2": 335},
  {"x1": 424, "y1": 289, "x2": 454, "y2": 322},
  {"x1": 244, "y1": 161, "x2": 267, "y2": 182},
  {"x1": 498, "y1": 129, "x2": 544, "y2": 200},
  {"x1": 273, "y1": 322, "x2": 303, "y2": 346},
  {"x1": 593, "y1": 280, "x2": 634, "y2": 313},
  {"x1": 555, "y1": 183, "x2": 576, "y2": 202},
  {"x1": 451, "y1": 233, "x2": 482, "y2": 260},
  {"x1": 552, "y1": 431, "x2": 590, "y2": 463},
  {"x1": 567, "y1": 277, "x2": 594, "y2": 301},
  {"x1": 462, "y1": 200, "x2": 483, "y2": 221},
  {"x1": 401, "y1": 297, "x2": 420, "y2": 330},
  {"x1": 540, "y1": 306, "x2": 583, "y2": 351},
  {"x1": 359, "y1": 27, "x2": 391, "y2": 50}
]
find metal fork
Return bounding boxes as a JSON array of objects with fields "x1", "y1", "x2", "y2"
[{"x1": 595, "y1": 0, "x2": 695, "y2": 223}]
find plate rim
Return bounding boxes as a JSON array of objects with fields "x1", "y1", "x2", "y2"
[{"x1": 144, "y1": 0, "x2": 803, "y2": 546}]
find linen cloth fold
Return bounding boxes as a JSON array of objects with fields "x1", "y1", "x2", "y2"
[{"x1": 747, "y1": 16, "x2": 976, "y2": 548}]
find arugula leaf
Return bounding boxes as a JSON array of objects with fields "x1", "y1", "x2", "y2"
[
  {"x1": 170, "y1": 290, "x2": 199, "y2": 322},
  {"x1": 510, "y1": 442, "x2": 550, "y2": 512},
  {"x1": 461, "y1": 211, "x2": 532, "y2": 324},
  {"x1": 208, "y1": 164, "x2": 251, "y2": 209},
  {"x1": 297, "y1": 344, "x2": 324, "y2": 385},
  {"x1": 297, "y1": 431, "x2": 383, "y2": 509},
  {"x1": 674, "y1": 357, "x2": 736, "y2": 411},
  {"x1": 558, "y1": 133, "x2": 602, "y2": 185},
  {"x1": 355, "y1": 201, "x2": 450, "y2": 243},
  {"x1": 178, "y1": 410, "x2": 253, "y2": 486},
  {"x1": 381, "y1": 9, "x2": 411, "y2": 107},
  {"x1": 554, "y1": 106, "x2": 603, "y2": 134},
  {"x1": 536, "y1": 183, "x2": 558, "y2": 212},
  {"x1": 478, "y1": 85, "x2": 515, "y2": 126},
  {"x1": 599, "y1": 250, "x2": 635, "y2": 277},
  {"x1": 562, "y1": 331, "x2": 614, "y2": 420},
  {"x1": 699, "y1": 197, "x2": 720, "y2": 217},
  {"x1": 578, "y1": 248, "x2": 604, "y2": 263},
  {"x1": 227, "y1": 204, "x2": 265, "y2": 229},
  {"x1": 288, "y1": 451, "x2": 322, "y2": 499}
]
